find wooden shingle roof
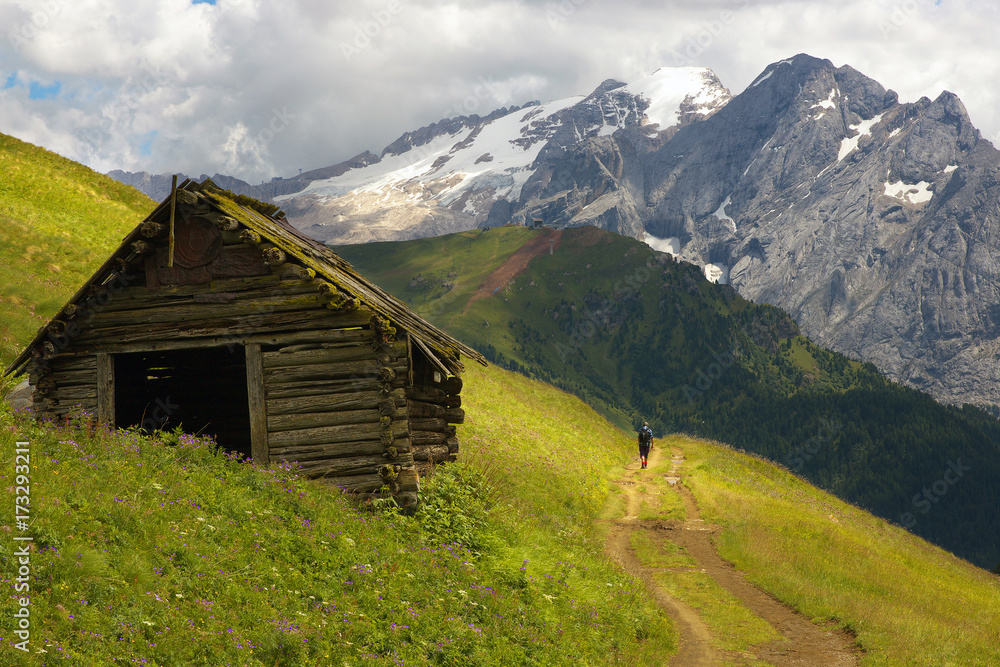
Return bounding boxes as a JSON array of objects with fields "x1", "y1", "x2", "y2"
[{"x1": 5, "y1": 177, "x2": 485, "y2": 377}]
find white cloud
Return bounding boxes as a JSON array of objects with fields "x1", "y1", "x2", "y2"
[{"x1": 0, "y1": 0, "x2": 997, "y2": 184}]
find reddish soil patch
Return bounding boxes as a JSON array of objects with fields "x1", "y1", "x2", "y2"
[{"x1": 467, "y1": 229, "x2": 562, "y2": 308}]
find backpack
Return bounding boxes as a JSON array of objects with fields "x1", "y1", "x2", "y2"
[{"x1": 639, "y1": 426, "x2": 652, "y2": 445}]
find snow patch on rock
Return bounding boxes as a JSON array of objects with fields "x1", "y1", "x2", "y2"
[
  {"x1": 884, "y1": 178, "x2": 933, "y2": 204},
  {"x1": 838, "y1": 113, "x2": 884, "y2": 161}
]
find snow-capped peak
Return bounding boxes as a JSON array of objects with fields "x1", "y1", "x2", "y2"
[
  {"x1": 276, "y1": 66, "x2": 731, "y2": 245},
  {"x1": 622, "y1": 67, "x2": 730, "y2": 130}
]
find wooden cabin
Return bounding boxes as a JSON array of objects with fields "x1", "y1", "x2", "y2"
[{"x1": 3, "y1": 177, "x2": 485, "y2": 507}]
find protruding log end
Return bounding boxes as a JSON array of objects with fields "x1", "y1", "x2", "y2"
[
  {"x1": 140, "y1": 221, "x2": 166, "y2": 238},
  {"x1": 130, "y1": 240, "x2": 153, "y2": 255},
  {"x1": 240, "y1": 229, "x2": 262, "y2": 245},
  {"x1": 262, "y1": 247, "x2": 287, "y2": 267},
  {"x1": 214, "y1": 215, "x2": 240, "y2": 231}
]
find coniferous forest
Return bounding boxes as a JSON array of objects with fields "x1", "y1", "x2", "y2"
[{"x1": 340, "y1": 226, "x2": 1000, "y2": 569}]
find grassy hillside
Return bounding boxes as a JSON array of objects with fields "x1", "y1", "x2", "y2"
[
  {"x1": 3, "y1": 364, "x2": 998, "y2": 664},
  {"x1": 669, "y1": 434, "x2": 1000, "y2": 665},
  {"x1": 0, "y1": 364, "x2": 673, "y2": 665},
  {"x1": 0, "y1": 132, "x2": 154, "y2": 382},
  {"x1": 338, "y1": 227, "x2": 1000, "y2": 569}
]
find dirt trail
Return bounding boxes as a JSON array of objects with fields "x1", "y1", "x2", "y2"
[
  {"x1": 466, "y1": 229, "x2": 562, "y2": 309},
  {"x1": 603, "y1": 446, "x2": 861, "y2": 666}
]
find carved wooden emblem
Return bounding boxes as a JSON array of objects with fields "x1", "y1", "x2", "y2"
[{"x1": 173, "y1": 216, "x2": 223, "y2": 269}]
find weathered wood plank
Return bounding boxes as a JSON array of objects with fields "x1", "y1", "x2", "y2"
[
  {"x1": 263, "y1": 346, "x2": 380, "y2": 368},
  {"x1": 405, "y1": 387, "x2": 461, "y2": 407},
  {"x1": 73, "y1": 308, "x2": 374, "y2": 346},
  {"x1": 262, "y1": 341, "x2": 406, "y2": 368},
  {"x1": 264, "y1": 377, "x2": 383, "y2": 400},
  {"x1": 39, "y1": 385, "x2": 97, "y2": 401},
  {"x1": 274, "y1": 454, "x2": 406, "y2": 476},
  {"x1": 439, "y1": 377, "x2": 463, "y2": 394},
  {"x1": 270, "y1": 435, "x2": 412, "y2": 460},
  {"x1": 262, "y1": 360, "x2": 407, "y2": 385},
  {"x1": 267, "y1": 389, "x2": 405, "y2": 416},
  {"x1": 444, "y1": 407, "x2": 465, "y2": 424},
  {"x1": 49, "y1": 400, "x2": 99, "y2": 418},
  {"x1": 268, "y1": 419, "x2": 410, "y2": 449},
  {"x1": 246, "y1": 343, "x2": 269, "y2": 466},
  {"x1": 267, "y1": 408, "x2": 405, "y2": 433},
  {"x1": 96, "y1": 353, "x2": 114, "y2": 427},
  {"x1": 45, "y1": 356, "x2": 98, "y2": 372},
  {"x1": 315, "y1": 467, "x2": 420, "y2": 493},
  {"x1": 412, "y1": 444, "x2": 450, "y2": 462},
  {"x1": 35, "y1": 369, "x2": 96, "y2": 386},
  {"x1": 406, "y1": 400, "x2": 445, "y2": 419},
  {"x1": 411, "y1": 430, "x2": 448, "y2": 446},
  {"x1": 61, "y1": 328, "x2": 370, "y2": 358},
  {"x1": 114, "y1": 273, "x2": 286, "y2": 301},
  {"x1": 409, "y1": 417, "x2": 448, "y2": 431},
  {"x1": 409, "y1": 419, "x2": 457, "y2": 436},
  {"x1": 88, "y1": 293, "x2": 331, "y2": 328},
  {"x1": 318, "y1": 475, "x2": 387, "y2": 493},
  {"x1": 100, "y1": 277, "x2": 323, "y2": 312}
]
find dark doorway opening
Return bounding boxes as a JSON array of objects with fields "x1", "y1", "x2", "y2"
[{"x1": 114, "y1": 346, "x2": 252, "y2": 460}]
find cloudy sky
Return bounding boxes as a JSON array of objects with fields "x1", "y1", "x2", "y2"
[{"x1": 0, "y1": 0, "x2": 994, "y2": 184}]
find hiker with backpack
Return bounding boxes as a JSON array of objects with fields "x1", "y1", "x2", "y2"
[{"x1": 638, "y1": 421, "x2": 653, "y2": 469}]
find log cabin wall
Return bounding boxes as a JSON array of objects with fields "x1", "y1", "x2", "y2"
[
  {"x1": 406, "y1": 351, "x2": 466, "y2": 476},
  {"x1": 29, "y1": 355, "x2": 98, "y2": 421},
  {"x1": 23, "y1": 226, "x2": 420, "y2": 500},
  {"x1": 262, "y1": 335, "x2": 419, "y2": 498}
]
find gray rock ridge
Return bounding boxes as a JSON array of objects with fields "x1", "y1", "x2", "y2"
[
  {"x1": 624, "y1": 53, "x2": 999, "y2": 409},
  {"x1": 274, "y1": 68, "x2": 731, "y2": 245},
  {"x1": 107, "y1": 170, "x2": 307, "y2": 203}
]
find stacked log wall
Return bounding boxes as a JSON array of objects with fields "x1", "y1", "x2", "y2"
[
  {"x1": 25, "y1": 267, "x2": 419, "y2": 499},
  {"x1": 406, "y1": 375, "x2": 465, "y2": 476},
  {"x1": 28, "y1": 355, "x2": 98, "y2": 420},
  {"x1": 262, "y1": 336, "x2": 420, "y2": 501}
]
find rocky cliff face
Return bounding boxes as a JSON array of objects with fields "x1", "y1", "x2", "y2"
[
  {"x1": 285, "y1": 54, "x2": 1000, "y2": 410},
  {"x1": 630, "y1": 55, "x2": 1000, "y2": 409}
]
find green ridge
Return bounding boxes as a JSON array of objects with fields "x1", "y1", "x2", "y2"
[{"x1": 338, "y1": 226, "x2": 1000, "y2": 569}]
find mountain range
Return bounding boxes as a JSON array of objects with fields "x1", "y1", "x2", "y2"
[{"x1": 108, "y1": 54, "x2": 1000, "y2": 414}]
